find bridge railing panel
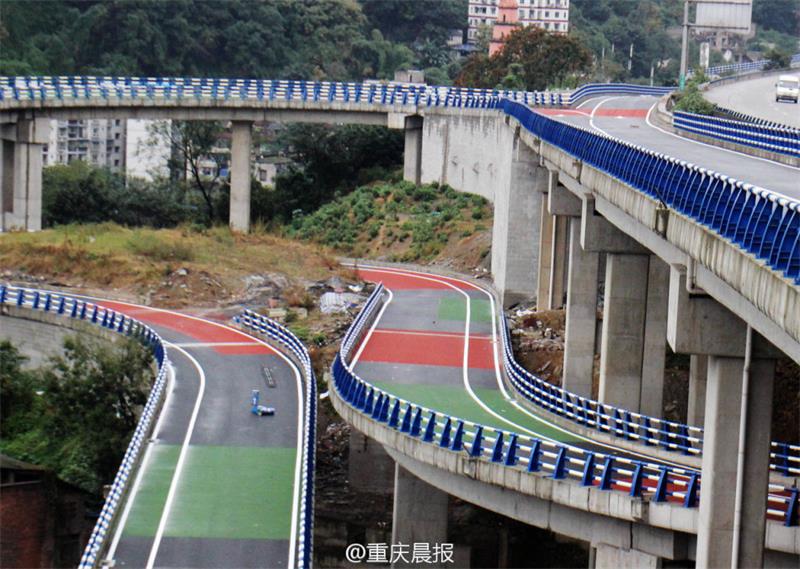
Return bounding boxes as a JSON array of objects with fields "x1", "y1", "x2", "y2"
[
  {"x1": 332, "y1": 285, "x2": 799, "y2": 526},
  {"x1": 237, "y1": 309, "x2": 316, "y2": 569},
  {"x1": 0, "y1": 285, "x2": 170, "y2": 568}
]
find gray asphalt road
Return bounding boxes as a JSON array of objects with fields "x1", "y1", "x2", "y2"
[
  {"x1": 704, "y1": 72, "x2": 800, "y2": 128},
  {"x1": 549, "y1": 95, "x2": 800, "y2": 198},
  {"x1": 108, "y1": 308, "x2": 301, "y2": 569}
]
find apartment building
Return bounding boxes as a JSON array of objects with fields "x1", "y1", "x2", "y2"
[
  {"x1": 467, "y1": 0, "x2": 570, "y2": 44},
  {"x1": 43, "y1": 119, "x2": 127, "y2": 171}
]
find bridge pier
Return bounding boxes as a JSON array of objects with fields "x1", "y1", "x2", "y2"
[
  {"x1": 229, "y1": 120, "x2": 252, "y2": 233},
  {"x1": 490, "y1": 135, "x2": 543, "y2": 307},
  {"x1": 575, "y1": 197, "x2": 667, "y2": 414},
  {"x1": 590, "y1": 543, "x2": 661, "y2": 569},
  {"x1": 403, "y1": 116, "x2": 423, "y2": 186},
  {"x1": 667, "y1": 265, "x2": 776, "y2": 569},
  {"x1": 392, "y1": 463, "x2": 448, "y2": 565},
  {"x1": 1, "y1": 118, "x2": 49, "y2": 232},
  {"x1": 563, "y1": 218, "x2": 599, "y2": 397},
  {"x1": 687, "y1": 354, "x2": 708, "y2": 426}
]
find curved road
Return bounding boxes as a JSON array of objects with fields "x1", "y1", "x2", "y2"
[
  {"x1": 704, "y1": 72, "x2": 800, "y2": 128},
  {"x1": 539, "y1": 95, "x2": 800, "y2": 199},
  {"x1": 95, "y1": 301, "x2": 304, "y2": 569}
]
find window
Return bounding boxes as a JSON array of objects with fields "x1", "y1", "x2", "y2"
[
  {"x1": 114, "y1": 159, "x2": 119, "y2": 166},
  {"x1": 115, "y1": 133, "x2": 120, "y2": 139},
  {"x1": 545, "y1": 11, "x2": 549, "y2": 17},
  {"x1": 115, "y1": 119, "x2": 121, "y2": 126}
]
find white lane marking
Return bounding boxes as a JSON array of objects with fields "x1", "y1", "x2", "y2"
[
  {"x1": 351, "y1": 288, "x2": 394, "y2": 367},
  {"x1": 575, "y1": 95, "x2": 606, "y2": 110},
  {"x1": 106, "y1": 360, "x2": 177, "y2": 561},
  {"x1": 588, "y1": 96, "x2": 623, "y2": 136},
  {"x1": 169, "y1": 341, "x2": 261, "y2": 347},
  {"x1": 28, "y1": 289, "x2": 305, "y2": 568},
  {"x1": 146, "y1": 344, "x2": 206, "y2": 569},
  {"x1": 644, "y1": 101, "x2": 800, "y2": 174},
  {"x1": 371, "y1": 328, "x2": 490, "y2": 341},
  {"x1": 356, "y1": 267, "x2": 547, "y2": 438},
  {"x1": 358, "y1": 266, "x2": 696, "y2": 470}
]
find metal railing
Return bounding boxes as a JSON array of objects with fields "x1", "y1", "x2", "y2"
[
  {"x1": 673, "y1": 111, "x2": 800, "y2": 158},
  {"x1": 501, "y1": 99, "x2": 800, "y2": 285},
  {"x1": 332, "y1": 285, "x2": 800, "y2": 527},
  {"x1": 0, "y1": 285, "x2": 170, "y2": 568},
  {"x1": 238, "y1": 309, "x2": 317, "y2": 569}
]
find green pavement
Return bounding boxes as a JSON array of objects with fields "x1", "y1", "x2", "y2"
[
  {"x1": 123, "y1": 445, "x2": 297, "y2": 540},
  {"x1": 437, "y1": 297, "x2": 493, "y2": 323},
  {"x1": 123, "y1": 444, "x2": 180, "y2": 537},
  {"x1": 371, "y1": 381, "x2": 578, "y2": 444}
]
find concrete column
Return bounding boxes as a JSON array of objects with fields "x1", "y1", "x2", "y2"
[
  {"x1": 403, "y1": 116, "x2": 423, "y2": 186},
  {"x1": 593, "y1": 543, "x2": 661, "y2": 569},
  {"x1": 640, "y1": 257, "x2": 668, "y2": 417},
  {"x1": 1, "y1": 119, "x2": 48, "y2": 232},
  {"x1": 490, "y1": 136, "x2": 543, "y2": 307},
  {"x1": 392, "y1": 464, "x2": 448, "y2": 564},
  {"x1": 562, "y1": 219, "x2": 599, "y2": 398},
  {"x1": 687, "y1": 354, "x2": 708, "y2": 426},
  {"x1": 229, "y1": 120, "x2": 253, "y2": 232},
  {"x1": 598, "y1": 254, "x2": 649, "y2": 412},
  {"x1": 536, "y1": 200, "x2": 553, "y2": 309},
  {"x1": 548, "y1": 214, "x2": 568, "y2": 309},
  {"x1": 696, "y1": 354, "x2": 774, "y2": 569}
]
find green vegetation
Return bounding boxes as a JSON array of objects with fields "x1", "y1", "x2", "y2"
[
  {"x1": 289, "y1": 180, "x2": 491, "y2": 262},
  {"x1": 672, "y1": 73, "x2": 716, "y2": 115},
  {"x1": 0, "y1": 0, "x2": 464, "y2": 83},
  {"x1": 0, "y1": 338, "x2": 153, "y2": 493},
  {"x1": 456, "y1": 26, "x2": 592, "y2": 90},
  {"x1": 0, "y1": 222, "x2": 346, "y2": 298}
]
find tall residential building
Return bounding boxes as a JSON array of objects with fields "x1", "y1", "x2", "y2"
[
  {"x1": 43, "y1": 119, "x2": 127, "y2": 171},
  {"x1": 467, "y1": 0, "x2": 570, "y2": 45},
  {"x1": 490, "y1": 0, "x2": 520, "y2": 56}
]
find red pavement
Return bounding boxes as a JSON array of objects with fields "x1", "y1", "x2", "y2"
[{"x1": 96, "y1": 300, "x2": 273, "y2": 355}]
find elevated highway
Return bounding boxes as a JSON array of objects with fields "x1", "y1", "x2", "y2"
[
  {"x1": 1, "y1": 76, "x2": 798, "y2": 568},
  {"x1": 704, "y1": 72, "x2": 800, "y2": 129},
  {"x1": 0, "y1": 287, "x2": 316, "y2": 569}
]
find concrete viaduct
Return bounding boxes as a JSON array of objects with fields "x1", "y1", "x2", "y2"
[{"x1": 1, "y1": 77, "x2": 798, "y2": 568}]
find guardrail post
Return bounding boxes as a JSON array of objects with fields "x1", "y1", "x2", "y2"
[
  {"x1": 629, "y1": 462, "x2": 644, "y2": 497},
  {"x1": 581, "y1": 453, "x2": 596, "y2": 486},
  {"x1": 527, "y1": 439, "x2": 541, "y2": 472},
  {"x1": 371, "y1": 394, "x2": 384, "y2": 420},
  {"x1": 552, "y1": 447, "x2": 567, "y2": 479},
  {"x1": 684, "y1": 472, "x2": 699, "y2": 508},
  {"x1": 400, "y1": 404, "x2": 413, "y2": 433},
  {"x1": 439, "y1": 417, "x2": 452, "y2": 448},
  {"x1": 785, "y1": 488, "x2": 799, "y2": 527},
  {"x1": 599, "y1": 456, "x2": 615, "y2": 490},
  {"x1": 470, "y1": 426, "x2": 484, "y2": 457},
  {"x1": 410, "y1": 408, "x2": 422, "y2": 437},
  {"x1": 654, "y1": 467, "x2": 669, "y2": 502},
  {"x1": 423, "y1": 412, "x2": 437, "y2": 442},
  {"x1": 388, "y1": 400, "x2": 401, "y2": 427},
  {"x1": 450, "y1": 420, "x2": 465, "y2": 452},
  {"x1": 504, "y1": 434, "x2": 519, "y2": 466},
  {"x1": 491, "y1": 432, "x2": 505, "y2": 463}
]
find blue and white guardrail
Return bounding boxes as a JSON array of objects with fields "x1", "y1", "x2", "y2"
[
  {"x1": 332, "y1": 285, "x2": 800, "y2": 527},
  {"x1": 673, "y1": 110, "x2": 800, "y2": 159},
  {"x1": 0, "y1": 77, "x2": 684, "y2": 110},
  {"x1": 499, "y1": 313, "x2": 800, "y2": 477},
  {"x1": 238, "y1": 309, "x2": 317, "y2": 569},
  {"x1": 0, "y1": 285, "x2": 169, "y2": 569},
  {"x1": 501, "y1": 99, "x2": 800, "y2": 286}
]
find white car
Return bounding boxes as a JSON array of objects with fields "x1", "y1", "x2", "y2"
[{"x1": 775, "y1": 75, "x2": 799, "y2": 103}]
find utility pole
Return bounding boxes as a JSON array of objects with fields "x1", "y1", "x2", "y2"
[{"x1": 679, "y1": 0, "x2": 691, "y2": 90}]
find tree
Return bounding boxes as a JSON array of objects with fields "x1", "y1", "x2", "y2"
[
  {"x1": 151, "y1": 121, "x2": 225, "y2": 223},
  {"x1": 752, "y1": 0, "x2": 800, "y2": 36},
  {"x1": 456, "y1": 26, "x2": 592, "y2": 90}
]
